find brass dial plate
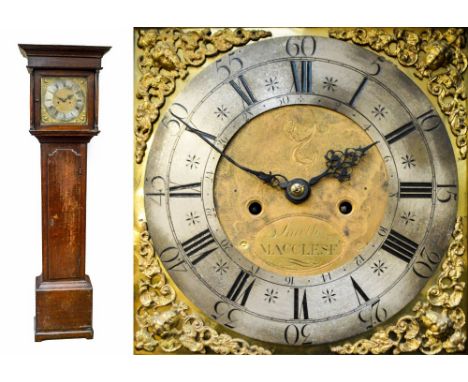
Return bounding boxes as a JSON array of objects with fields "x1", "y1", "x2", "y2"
[
  {"x1": 40, "y1": 77, "x2": 87, "y2": 125},
  {"x1": 215, "y1": 105, "x2": 388, "y2": 276},
  {"x1": 143, "y1": 35, "x2": 458, "y2": 345}
]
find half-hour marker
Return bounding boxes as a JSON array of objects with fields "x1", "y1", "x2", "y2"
[
  {"x1": 385, "y1": 121, "x2": 416, "y2": 144},
  {"x1": 293, "y1": 288, "x2": 309, "y2": 319},
  {"x1": 291, "y1": 60, "x2": 312, "y2": 94},
  {"x1": 350, "y1": 277, "x2": 370, "y2": 305},
  {"x1": 349, "y1": 77, "x2": 368, "y2": 106},
  {"x1": 399, "y1": 182, "x2": 433, "y2": 198},
  {"x1": 181, "y1": 228, "x2": 217, "y2": 265},
  {"x1": 229, "y1": 75, "x2": 257, "y2": 106},
  {"x1": 226, "y1": 270, "x2": 255, "y2": 306},
  {"x1": 382, "y1": 229, "x2": 419, "y2": 263}
]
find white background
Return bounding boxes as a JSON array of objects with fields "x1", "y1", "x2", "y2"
[{"x1": 0, "y1": 1, "x2": 466, "y2": 381}]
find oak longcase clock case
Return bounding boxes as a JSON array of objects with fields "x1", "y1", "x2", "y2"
[
  {"x1": 133, "y1": 27, "x2": 467, "y2": 354},
  {"x1": 20, "y1": 44, "x2": 110, "y2": 341}
]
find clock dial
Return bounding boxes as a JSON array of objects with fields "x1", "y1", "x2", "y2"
[
  {"x1": 41, "y1": 77, "x2": 87, "y2": 124},
  {"x1": 144, "y1": 36, "x2": 458, "y2": 345}
]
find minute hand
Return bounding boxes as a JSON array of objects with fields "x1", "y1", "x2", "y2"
[{"x1": 170, "y1": 111, "x2": 288, "y2": 188}]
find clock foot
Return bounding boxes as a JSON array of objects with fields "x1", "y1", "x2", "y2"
[{"x1": 34, "y1": 275, "x2": 93, "y2": 342}]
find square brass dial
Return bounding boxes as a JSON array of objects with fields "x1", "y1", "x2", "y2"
[{"x1": 40, "y1": 77, "x2": 88, "y2": 125}]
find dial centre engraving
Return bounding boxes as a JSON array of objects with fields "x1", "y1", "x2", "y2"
[{"x1": 214, "y1": 105, "x2": 389, "y2": 276}]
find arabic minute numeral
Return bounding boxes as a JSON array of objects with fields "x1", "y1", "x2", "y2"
[
  {"x1": 436, "y1": 184, "x2": 457, "y2": 203},
  {"x1": 279, "y1": 95, "x2": 290, "y2": 105},
  {"x1": 412, "y1": 246, "x2": 442, "y2": 278},
  {"x1": 212, "y1": 301, "x2": 240, "y2": 329},
  {"x1": 159, "y1": 246, "x2": 187, "y2": 272},
  {"x1": 418, "y1": 109, "x2": 443, "y2": 132},
  {"x1": 215, "y1": 52, "x2": 244, "y2": 78},
  {"x1": 355, "y1": 254, "x2": 365, "y2": 266},
  {"x1": 358, "y1": 300, "x2": 388, "y2": 329},
  {"x1": 285, "y1": 36, "x2": 316, "y2": 57},
  {"x1": 285, "y1": 276, "x2": 294, "y2": 285},
  {"x1": 284, "y1": 324, "x2": 313, "y2": 345}
]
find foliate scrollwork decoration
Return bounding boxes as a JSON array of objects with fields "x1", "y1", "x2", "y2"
[
  {"x1": 331, "y1": 217, "x2": 466, "y2": 354},
  {"x1": 135, "y1": 28, "x2": 271, "y2": 164},
  {"x1": 134, "y1": 220, "x2": 272, "y2": 354},
  {"x1": 329, "y1": 28, "x2": 468, "y2": 160}
]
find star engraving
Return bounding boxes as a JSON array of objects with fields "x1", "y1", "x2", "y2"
[
  {"x1": 371, "y1": 260, "x2": 388, "y2": 276},
  {"x1": 322, "y1": 76, "x2": 338, "y2": 92},
  {"x1": 401, "y1": 211, "x2": 416, "y2": 225},
  {"x1": 213, "y1": 259, "x2": 229, "y2": 276},
  {"x1": 185, "y1": 154, "x2": 200, "y2": 170},
  {"x1": 264, "y1": 77, "x2": 279, "y2": 92},
  {"x1": 321, "y1": 289, "x2": 336, "y2": 303},
  {"x1": 214, "y1": 105, "x2": 229, "y2": 120},
  {"x1": 371, "y1": 104, "x2": 388, "y2": 120},
  {"x1": 401, "y1": 154, "x2": 416, "y2": 169},
  {"x1": 185, "y1": 211, "x2": 200, "y2": 226},
  {"x1": 264, "y1": 288, "x2": 278, "y2": 303}
]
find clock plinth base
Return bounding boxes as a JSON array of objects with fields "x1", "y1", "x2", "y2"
[{"x1": 34, "y1": 275, "x2": 93, "y2": 342}]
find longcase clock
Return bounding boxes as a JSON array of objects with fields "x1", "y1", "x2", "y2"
[{"x1": 20, "y1": 44, "x2": 110, "y2": 341}]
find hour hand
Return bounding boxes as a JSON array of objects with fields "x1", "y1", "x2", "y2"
[{"x1": 309, "y1": 141, "x2": 378, "y2": 185}]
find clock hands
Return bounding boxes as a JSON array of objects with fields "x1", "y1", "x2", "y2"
[
  {"x1": 170, "y1": 111, "x2": 378, "y2": 204},
  {"x1": 170, "y1": 111, "x2": 289, "y2": 188}
]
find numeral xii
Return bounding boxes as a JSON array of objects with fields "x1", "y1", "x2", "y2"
[{"x1": 291, "y1": 60, "x2": 312, "y2": 94}]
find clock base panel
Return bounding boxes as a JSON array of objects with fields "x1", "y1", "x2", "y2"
[{"x1": 34, "y1": 275, "x2": 93, "y2": 341}]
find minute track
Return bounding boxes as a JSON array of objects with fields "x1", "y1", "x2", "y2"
[{"x1": 144, "y1": 35, "x2": 457, "y2": 345}]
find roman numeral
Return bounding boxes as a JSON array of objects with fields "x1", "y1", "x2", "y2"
[
  {"x1": 169, "y1": 182, "x2": 201, "y2": 198},
  {"x1": 349, "y1": 77, "x2": 368, "y2": 106},
  {"x1": 399, "y1": 182, "x2": 433, "y2": 198},
  {"x1": 382, "y1": 230, "x2": 419, "y2": 263},
  {"x1": 291, "y1": 60, "x2": 312, "y2": 94},
  {"x1": 385, "y1": 121, "x2": 416, "y2": 144},
  {"x1": 229, "y1": 75, "x2": 257, "y2": 106},
  {"x1": 226, "y1": 270, "x2": 255, "y2": 306},
  {"x1": 351, "y1": 277, "x2": 370, "y2": 305},
  {"x1": 293, "y1": 288, "x2": 309, "y2": 319},
  {"x1": 181, "y1": 228, "x2": 217, "y2": 265},
  {"x1": 146, "y1": 182, "x2": 202, "y2": 198}
]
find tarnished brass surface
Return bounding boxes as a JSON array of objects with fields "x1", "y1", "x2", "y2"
[{"x1": 215, "y1": 105, "x2": 388, "y2": 276}]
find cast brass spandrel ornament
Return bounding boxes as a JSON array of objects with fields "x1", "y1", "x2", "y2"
[
  {"x1": 329, "y1": 27, "x2": 468, "y2": 160},
  {"x1": 134, "y1": 220, "x2": 272, "y2": 355},
  {"x1": 134, "y1": 27, "x2": 467, "y2": 355},
  {"x1": 135, "y1": 27, "x2": 271, "y2": 164},
  {"x1": 331, "y1": 217, "x2": 466, "y2": 354}
]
